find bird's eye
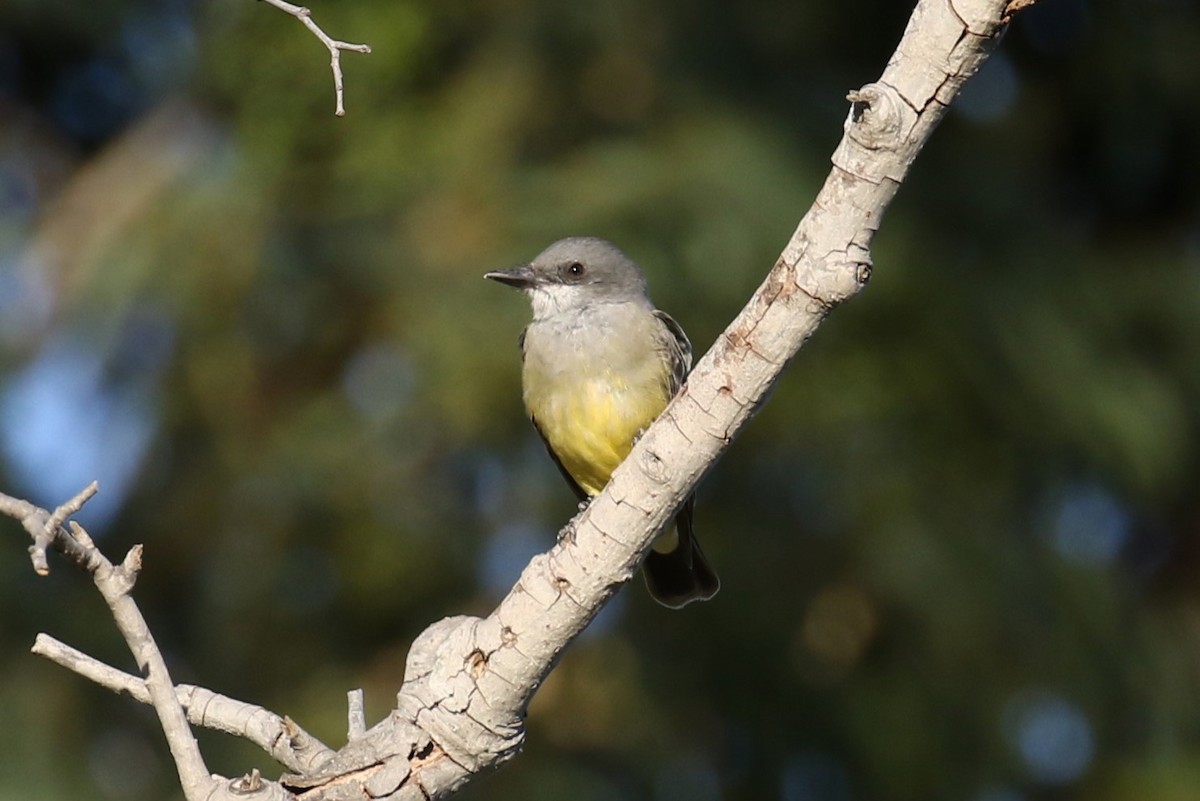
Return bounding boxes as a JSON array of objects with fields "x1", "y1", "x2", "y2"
[{"x1": 563, "y1": 261, "x2": 586, "y2": 280}]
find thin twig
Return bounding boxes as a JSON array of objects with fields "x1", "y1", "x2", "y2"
[
  {"x1": 30, "y1": 481, "x2": 98, "y2": 575},
  {"x1": 0, "y1": 489, "x2": 93, "y2": 574},
  {"x1": 2, "y1": 487, "x2": 216, "y2": 800},
  {"x1": 257, "y1": 0, "x2": 372, "y2": 116},
  {"x1": 32, "y1": 634, "x2": 335, "y2": 774}
]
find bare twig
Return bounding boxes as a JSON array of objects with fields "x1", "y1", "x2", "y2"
[
  {"x1": 31, "y1": 634, "x2": 335, "y2": 774},
  {"x1": 1, "y1": 489, "x2": 95, "y2": 574},
  {"x1": 257, "y1": 0, "x2": 372, "y2": 116},
  {"x1": 32, "y1": 481, "x2": 98, "y2": 574},
  {"x1": 4, "y1": 488, "x2": 216, "y2": 800}
]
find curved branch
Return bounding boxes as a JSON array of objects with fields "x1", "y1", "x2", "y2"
[
  {"x1": 4, "y1": 0, "x2": 1023, "y2": 798},
  {"x1": 288, "y1": 0, "x2": 1016, "y2": 798}
]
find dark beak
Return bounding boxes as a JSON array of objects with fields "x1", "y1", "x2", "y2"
[{"x1": 485, "y1": 264, "x2": 537, "y2": 289}]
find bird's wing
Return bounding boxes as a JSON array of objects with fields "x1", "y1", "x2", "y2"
[{"x1": 653, "y1": 309, "x2": 693, "y2": 395}]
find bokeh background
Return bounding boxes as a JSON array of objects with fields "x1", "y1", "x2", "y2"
[{"x1": 2, "y1": 0, "x2": 1198, "y2": 799}]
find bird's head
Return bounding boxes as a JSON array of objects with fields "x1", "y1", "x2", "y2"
[{"x1": 486, "y1": 237, "x2": 649, "y2": 319}]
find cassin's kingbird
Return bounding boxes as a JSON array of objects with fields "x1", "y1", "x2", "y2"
[{"x1": 486, "y1": 236, "x2": 719, "y2": 608}]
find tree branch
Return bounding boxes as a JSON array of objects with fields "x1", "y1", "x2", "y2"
[
  {"x1": 282, "y1": 1, "x2": 1017, "y2": 797},
  {"x1": 4, "y1": 488, "x2": 215, "y2": 799},
  {"x1": 31, "y1": 634, "x2": 334, "y2": 774},
  {"x1": 4, "y1": 0, "x2": 1023, "y2": 798},
  {"x1": 258, "y1": 0, "x2": 372, "y2": 116},
  {"x1": 2, "y1": 483, "x2": 99, "y2": 575}
]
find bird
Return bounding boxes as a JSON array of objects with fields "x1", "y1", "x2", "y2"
[{"x1": 486, "y1": 236, "x2": 719, "y2": 608}]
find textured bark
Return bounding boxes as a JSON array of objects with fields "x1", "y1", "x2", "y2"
[
  {"x1": 6, "y1": 1, "x2": 1018, "y2": 799},
  {"x1": 310, "y1": 1, "x2": 1013, "y2": 798}
]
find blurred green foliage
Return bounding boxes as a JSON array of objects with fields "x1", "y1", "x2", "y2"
[{"x1": 2, "y1": 1, "x2": 1200, "y2": 800}]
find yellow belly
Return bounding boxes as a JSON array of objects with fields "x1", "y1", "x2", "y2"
[{"x1": 526, "y1": 372, "x2": 669, "y2": 496}]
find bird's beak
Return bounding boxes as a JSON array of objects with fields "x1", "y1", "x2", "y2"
[{"x1": 484, "y1": 264, "x2": 537, "y2": 289}]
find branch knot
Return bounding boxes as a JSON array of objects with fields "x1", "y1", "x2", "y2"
[
  {"x1": 638, "y1": 448, "x2": 670, "y2": 483},
  {"x1": 845, "y1": 83, "x2": 904, "y2": 149}
]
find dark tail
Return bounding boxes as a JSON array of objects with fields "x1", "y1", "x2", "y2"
[{"x1": 642, "y1": 496, "x2": 720, "y2": 609}]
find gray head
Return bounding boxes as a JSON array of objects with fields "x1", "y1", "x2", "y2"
[{"x1": 485, "y1": 237, "x2": 650, "y2": 319}]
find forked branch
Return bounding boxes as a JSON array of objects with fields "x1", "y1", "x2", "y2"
[{"x1": 258, "y1": 0, "x2": 372, "y2": 116}]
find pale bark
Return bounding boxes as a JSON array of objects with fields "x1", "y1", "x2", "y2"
[
  {"x1": 2, "y1": 0, "x2": 1023, "y2": 798},
  {"x1": 257, "y1": 0, "x2": 372, "y2": 116}
]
